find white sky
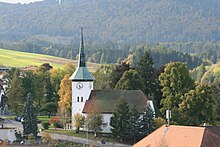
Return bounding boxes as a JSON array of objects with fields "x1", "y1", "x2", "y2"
[{"x1": 0, "y1": 0, "x2": 43, "y2": 4}]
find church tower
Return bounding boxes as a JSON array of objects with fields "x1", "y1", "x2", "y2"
[{"x1": 70, "y1": 28, "x2": 95, "y2": 126}]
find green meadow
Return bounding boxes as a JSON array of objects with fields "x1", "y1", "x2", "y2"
[{"x1": 0, "y1": 48, "x2": 100, "y2": 71}]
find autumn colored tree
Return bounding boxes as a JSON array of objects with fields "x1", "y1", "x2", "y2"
[
  {"x1": 63, "y1": 62, "x2": 76, "y2": 76},
  {"x1": 58, "y1": 74, "x2": 72, "y2": 121}
]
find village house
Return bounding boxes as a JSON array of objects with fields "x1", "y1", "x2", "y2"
[
  {"x1": 133, "y1": 125, "x2": 220, "y2": 147},
  {"x1": 70, "y1": 28, "x2": 154, "y2": 133}
]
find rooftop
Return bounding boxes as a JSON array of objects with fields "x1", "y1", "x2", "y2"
[
  {"x1": 83, "y1": 90, "x2": 148, "y2": 113},
  {"x1": 133, "y1": 125, "x2": 220, "y2": 147}
]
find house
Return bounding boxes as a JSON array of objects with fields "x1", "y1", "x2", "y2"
[
  {"x1": 133, "y1": 125, "x2": 220, "y2": 147},
  {"x1": 70, "y1": 28, "x2": 154, "y2": 133},
  {"x1": 0, "y1": 127, "x2": 16, "y2": 143}
]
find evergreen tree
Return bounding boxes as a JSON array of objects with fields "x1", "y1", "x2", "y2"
[
  {"x1": 110, "y1": 97, "x2": 130, "y2": 142},
  {"x1": 137, "y1": 51, "x2": 155, "y2": 96},
  {"x1": 22, "y1": 93, "x2": 38, "y2": 137},
  {"x1": 137, "y1": 106, "x2": 155, "y2": 140},
  {"x1": 129, "y1": 107, "x2": 140, "y2": 144}
]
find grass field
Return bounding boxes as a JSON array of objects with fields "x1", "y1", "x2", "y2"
[{"x1": 0, "y1": 48, "x2": 100, "y2": 71}]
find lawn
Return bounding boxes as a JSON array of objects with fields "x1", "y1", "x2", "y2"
[
  {"x1": 4, "y1": 115, "x2": 56, "y2": 124},
  {"x1": 45, "y1": 129, "x2": 120, "y2": 143},
  {"x1": 0, "y1": 48, "x2": 100, "y2": 71}
]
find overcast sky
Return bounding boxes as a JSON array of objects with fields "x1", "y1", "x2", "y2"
[{"x1": 0, "y1": 0, "x2": 43, "y2": 4}]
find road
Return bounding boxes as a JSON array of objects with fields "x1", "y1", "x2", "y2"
[
  {"x1": 0, "y1": 116, "x2": 23, "y2": 132},
  {"x1": 40, "y1": 132, "x2": 131, "y2": 147}
]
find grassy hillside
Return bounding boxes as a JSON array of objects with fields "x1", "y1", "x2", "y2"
[{"x1": 0, "y1": 48, "x2": 100, "y2": 71}]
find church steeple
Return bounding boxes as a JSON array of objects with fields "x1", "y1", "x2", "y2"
[
  {"x1": 79, "y1": 28, "x2": 86, "y2": 67},
  {"x1": 69, "y1": 28, "x2": 95, "y2": 81}
]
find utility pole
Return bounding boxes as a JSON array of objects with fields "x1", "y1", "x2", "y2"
[{"x1": 166, "y1": 110, "x2": 171, "y2": 126}]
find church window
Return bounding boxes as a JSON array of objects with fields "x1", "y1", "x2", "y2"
[
  {"x1": 77, "y1": 97, "x2": 79, "y2": 102},
  {"x1": 81, "y1": 97, "x2": 83, "y2": 102}
]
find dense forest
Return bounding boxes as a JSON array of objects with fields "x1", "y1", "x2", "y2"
[{"x1": 0, "y1": 0, "x2": 219, "y2": 43}]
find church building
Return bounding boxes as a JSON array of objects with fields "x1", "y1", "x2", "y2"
[{"x1": 70, "y1": 28, "x2": 154, "y2": 133}]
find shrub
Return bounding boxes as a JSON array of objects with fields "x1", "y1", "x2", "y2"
[
  {"x1": 53, "y1": 121, "x2": 63, "y2": 128},
  {"x1": 42, "y1": 122, "x2": 50, "y2": 130}
]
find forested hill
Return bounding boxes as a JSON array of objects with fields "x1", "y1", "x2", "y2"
[{"x1": 0, "y1": 0, "x2": 219, "y2": 43}]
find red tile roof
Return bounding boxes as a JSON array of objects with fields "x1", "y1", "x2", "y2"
[{"x1": 133, "y1": 125, "x2": 220, "y2": 147}]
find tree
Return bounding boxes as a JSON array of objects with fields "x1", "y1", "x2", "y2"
[
  {"x1": 63, "y1": 62, "x2": 76, "y2": 76},
  {"x1": 58, "y1": 74, "x2": 72, "y2": 123},
  {"x1": 33, "y1": 71, "x2": 46, "y2": 112},
  {"x1": 137, "y1": 51, "x2": 155, "y2": 96},
  {"x1": 41, "y1": 102, "x2": 57, "y2": 118},
  {"x1": 87, "y1": 114, "x2": 103, "y2": 137},
  {"x1": 179, "y1": 84, "x2": 216, "y2": 125},
  {"x1": 159, "y1": 62, "x2": 195, "y2": 122},
  {"x1": 86, "y1": 99, "x2": 103, "y2": 137},
  {"x1": 110, "y1": 97, "x2": 131, "y2": 142},
  {"x1": 94, "y1": 65, "x2": 117, "y2": 89},
  {"x1": 22, "y1": 93, "x2": 38, "y2": 137},
  {"x1": 115, "y1": 69, "x2": 145, "y2": 90},
  {"x1": 21, "y1": 71, "x2": 35, "y2": 97},
  {"x1": 129, "y1": 107, "x2": 140, "y2": 144},
  {"x1": 137, "y1": 106, "x2": 155, "y2": 141},
  {"x1": 74, "y1": 113, "x2": 85, "y2": 133},
  {"x1": 7, "y1": 70, "x2": 24, "y2": 114}
]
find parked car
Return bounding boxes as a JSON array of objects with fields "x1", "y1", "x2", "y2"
[{"x1": 15, "y1": 116, "x2": 24, "y2": 122}]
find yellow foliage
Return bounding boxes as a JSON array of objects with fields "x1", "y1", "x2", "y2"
[{"x1": 58, "y1": 74, "x2": 72, "y2": 115}]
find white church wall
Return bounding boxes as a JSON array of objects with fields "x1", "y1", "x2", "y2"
[{"x1": 102, "y1": 113, "x2": 113, "y2": 133}]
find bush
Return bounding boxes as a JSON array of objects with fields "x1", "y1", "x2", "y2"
[
  {"x1": 53, "y1": 121, "x2": 63, "y2": 128},
  {"x1": 42, "y1": 122, "x2": 50, "y2": 130}
]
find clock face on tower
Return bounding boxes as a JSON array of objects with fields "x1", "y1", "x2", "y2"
[{"x1": 76, "y1": 82, "x2": 83, "y2": 90}]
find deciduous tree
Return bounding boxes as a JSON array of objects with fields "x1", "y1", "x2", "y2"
[
  {"x1": 7, "y1": 70, "x2": 24, "y2": 114},
  {"x1": 115, "y1": 69, "x2": 145, "y2": 90},
  {"x1": 159, "y1": 62, "x2": 195, "y2": 122},
  {"x1": 179, "y1": 84, "x2": 216, "y2": 125},
  {"x1": 58, "y1": 74, "x2": 72, "y2": 121}
]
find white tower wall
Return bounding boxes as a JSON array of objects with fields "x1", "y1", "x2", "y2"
[{"x1": 71, "y1": 81, "x2": 93, "y2": 129}]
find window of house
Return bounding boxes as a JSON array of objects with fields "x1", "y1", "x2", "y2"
[
  {"x1": 77, "y1": 97, "x2": 79, "y2": 102},
  {"x1": 81, "y1": 97, "x2": 83, "y2": 102}
]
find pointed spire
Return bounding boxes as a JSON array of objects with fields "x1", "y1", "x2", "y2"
[{"x1": 79, "y1": 28, "x2": 86, "y2": 67}]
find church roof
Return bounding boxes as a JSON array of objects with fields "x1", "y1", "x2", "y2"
[
  {"x1": 69, "y1": 66, "x2": 94, "y2": 81},
  {"x1": 82, "y1": 90, "x2": 148, "y2": 114},
  {"x1": 70, "y1": 28, "x2": 94, "y2": 81},
  {"x1": 133, "y1": 125, "x2": 220, "y2": 147}
]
